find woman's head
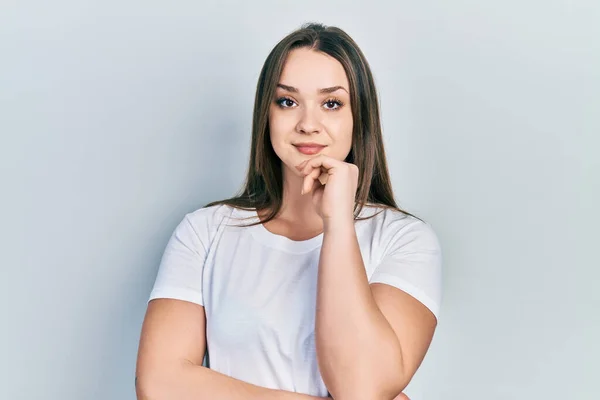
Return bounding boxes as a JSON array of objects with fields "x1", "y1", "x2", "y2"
[
  {"x1": 207, "y1": 22, "x2": 410, "y2": 222},
  {"x1": 269, "y1": 47, "x2": 354, "y2": 180}
]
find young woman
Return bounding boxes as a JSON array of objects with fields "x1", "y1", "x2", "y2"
[{"x1": 136, "y1": 23, "x2": 441, "y2": 400}]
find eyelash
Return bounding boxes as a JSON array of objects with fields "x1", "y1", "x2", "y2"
[{"x1": 274, "y1": 96, "x2": 345, "y2": 111}]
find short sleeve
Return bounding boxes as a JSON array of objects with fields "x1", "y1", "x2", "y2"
[
  {"x1": 369, "y1": 220, "x2": 442, "y2": 319},
  {"x1": 148, "y1": 214, "x2": 208, "y2": 306}
]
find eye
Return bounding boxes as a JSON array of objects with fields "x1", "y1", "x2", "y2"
[
  {"x1": 274, "y1": 96, "x2": 344, "y2": 111},
  {"x1": 275, "y1": 97, "x2": 297, "y2": 108},
  {"x1": 323, "y1": 98, "x2": 344, "y2": 111}
]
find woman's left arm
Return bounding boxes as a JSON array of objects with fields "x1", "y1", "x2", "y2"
[
  {"x1": 298, "y1": 155, "x2": 437, "y2": 400},
  {"x1": 317, "y1": 218, "x2": 436, "y2": 400}
]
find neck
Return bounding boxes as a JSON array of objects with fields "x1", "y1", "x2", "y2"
[{"x1": 274, "y1": 165, "x2": 322, "y2": 225}]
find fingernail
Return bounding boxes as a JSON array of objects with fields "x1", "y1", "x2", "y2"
[{"x1": 300, "y1": 188, "x2": 304, "y2": 195}]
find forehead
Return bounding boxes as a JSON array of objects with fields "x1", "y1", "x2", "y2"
[{"x1": 278, "y1": 48, "x2": 349, "y2": 92}]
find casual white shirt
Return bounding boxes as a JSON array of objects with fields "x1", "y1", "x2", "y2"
[{"x1": 148, "y1": 203, "x2": 442, "y2": 397}]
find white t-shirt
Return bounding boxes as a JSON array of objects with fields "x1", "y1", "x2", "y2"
[{"x1": 148, "y1": 203, "x2": 442, "y2": 397}]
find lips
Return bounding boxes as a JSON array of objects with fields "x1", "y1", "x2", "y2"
[{"x1": 293, "y1": 143, "x2": 326, "y2": 155}]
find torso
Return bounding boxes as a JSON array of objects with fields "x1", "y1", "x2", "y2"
[{"x1": 181, "y1": 203, "x2": 433, "y2": 397}]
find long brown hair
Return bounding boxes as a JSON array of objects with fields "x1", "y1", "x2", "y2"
[{"x1": 205, "y1": 22, "x2": 418, "y2": 225}]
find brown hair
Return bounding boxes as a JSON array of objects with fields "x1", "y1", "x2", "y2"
[{"x1": 205, "y1": 22, "x2": 419, "y2": 225}]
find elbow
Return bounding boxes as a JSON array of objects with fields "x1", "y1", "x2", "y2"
[
  {"x1": 329, "y1": 371, "x2": 409, "y2": 400},
  {"x1": 364, "y1": 363, "x2": 412, "y2": 400},
  {"x1": 135, "y1": 371, "x2": 166, "y2": 400},
  {"x1": 380, "y1": 348, "x2": 412, "y2": 398},
  {"x1": 135, "y1": 364, "x2": 184, "y2": 400},
  {"x1": 373, "y1": 380, "x2": 410, "y2": 400},
  {"x1": 321, "y1": 338, "x2": 410, "y2": 399},
  {"x1": 382, "y1": 366, "x2": 412, "y2": 399},
  {"x1": 333, "y1": 385, "x2": 401, "y2": 400},
  {"x1": 136, "y1": 360, "x2": 206, "y2": 400},
  {"x1": 359, "y1": 380, "x2": 409, "y2": 400}
]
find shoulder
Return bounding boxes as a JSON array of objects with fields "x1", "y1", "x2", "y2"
[
  {"x1": 364, "y1": 206, "x2": 443, "y2": 317},
  {"x1": 177, "y1": 203, "x2": 236, "y2": 244},
  {"x1": 358, "y1": 205, "x2": 441, "y2": 256},
  {"x1": 186, "y1": 203, "x2": 235, "y2": 226}
]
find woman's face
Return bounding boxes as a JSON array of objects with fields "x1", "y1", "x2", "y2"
[{"x1": 269, "y1": 48, "x2": 353, "y2": 178}]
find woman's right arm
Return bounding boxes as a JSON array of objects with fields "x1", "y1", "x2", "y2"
[{"x1": 135, "y1": 298, "x2": 327, "y2": 400}]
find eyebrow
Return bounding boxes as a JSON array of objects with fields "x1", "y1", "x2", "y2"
[{"x1": 276, "y1": 83, "x2": 348, "y2": 94}]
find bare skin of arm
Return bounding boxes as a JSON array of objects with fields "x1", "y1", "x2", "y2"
[{"x1": 135, "y1": 298, "x2": 328, "y2": 400}]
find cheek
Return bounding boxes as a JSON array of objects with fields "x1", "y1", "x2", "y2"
[
  {"x1": 329, "y1": 114, "x2": 353, "y2": 157},
  {"x1": 268, "y1": 110, "x2": 292, "y2": 160},
  {"x1": 268, "y1": 108, "x2": 290, "y2": 139}
]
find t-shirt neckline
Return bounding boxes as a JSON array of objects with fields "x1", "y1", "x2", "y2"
[
  {"x1": 231, "y1": 205, "x2": 381, "y2": 254},
  {"x1": 234, "y1": 208, "x2": 324, "y2": 254}
]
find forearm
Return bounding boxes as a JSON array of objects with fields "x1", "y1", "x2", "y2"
[
  {"x1": 316, "y1": 218, "x2": 405, "y2": 399},
  {"x1": 137, "y1": 361, "x2": 326, "y2": 400}
]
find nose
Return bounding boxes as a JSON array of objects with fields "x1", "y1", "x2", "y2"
[{"x1": 296, "y1": 106, "x2": 322, "y2": 135}]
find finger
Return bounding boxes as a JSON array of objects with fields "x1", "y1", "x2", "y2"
[
  {"x1": 318, "y1": 171, "x2": 328, "y2": 185},
  {"x1": 301, "y1": 154, "x2": 341, "y2": 176},
  {"x1": 302, "y1": 167, "x2": 323, "y2": 194}
]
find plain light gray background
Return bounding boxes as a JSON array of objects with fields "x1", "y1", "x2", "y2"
[{"x1": 1, "y1": 1, "x2": 598, "y2": 399}]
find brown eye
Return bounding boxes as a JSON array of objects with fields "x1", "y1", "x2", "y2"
[
  {"x1": 275, "y1": 97, "x2": 297, "y2": 108},
  {"x1": 324, "y1": 99, "x2": 343, "y2": 110}
]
